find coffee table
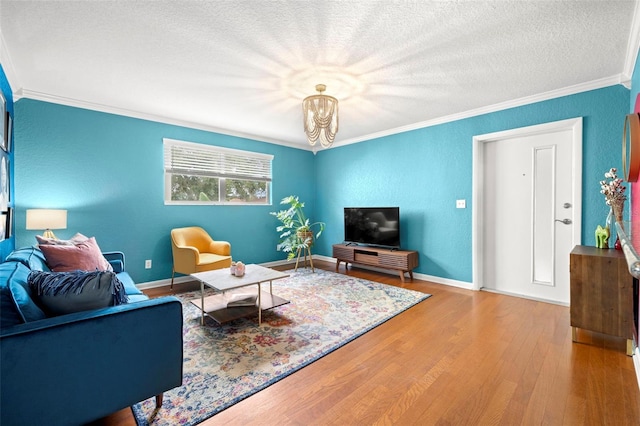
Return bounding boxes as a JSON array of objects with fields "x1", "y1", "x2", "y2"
[{"x1": 189, "y1": 264, "x2": 290, "y2": 325}]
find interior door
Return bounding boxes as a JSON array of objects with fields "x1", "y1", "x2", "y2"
[{"x1": 479, "y1": 121, "x2": 580, "y2": 305}]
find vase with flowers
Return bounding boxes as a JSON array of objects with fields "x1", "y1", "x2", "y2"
[{"x1": 600, "y1": 167, "x2": 627, "y2": 249}]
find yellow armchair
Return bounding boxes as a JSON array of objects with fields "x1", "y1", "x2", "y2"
[{"x1": 170, "y1": 226, "x2": 232, "y2": 288}]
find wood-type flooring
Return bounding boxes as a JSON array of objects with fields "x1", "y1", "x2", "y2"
[{"x1": 91, "y1": 260, "x2": 640, "y2": 425}]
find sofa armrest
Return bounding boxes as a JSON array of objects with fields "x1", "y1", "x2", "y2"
[
  {"x1": 103, "y1": 251, "x2": 126, "y2": 273},
  {"x1": 0, "y1": 297, "x2": 183, "y2": 426}
]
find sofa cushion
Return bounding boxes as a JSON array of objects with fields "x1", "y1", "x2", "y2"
[
  {"x1": 28, "y1": 270, "x2": 128, "y2": 316},
  {"x1": 9, "y1": 280, "x2": 46, "y2": 322},
  {"x1": 5, "y1": 247, "x2": 50, "y2": 272},
  {"x1": 0, "y1": 262, "x2": 28, "y2": 328},
  {"x1": 117, "y1": 272, "x2": 144, "y2": 296},
  {"x1": 39, "y1": 237, "x2": 113, "y2": 272},
  {"x1": 126, "y1": 294, "x2": 150, "y2": 303}
]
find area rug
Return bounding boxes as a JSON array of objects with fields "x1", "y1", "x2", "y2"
[{"x1": 132, "y1": 268, "x2": 431, "y2": 426}]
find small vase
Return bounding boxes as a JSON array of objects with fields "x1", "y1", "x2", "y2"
[
  {"x1": 606, "y1": 208, "x2": 614, "y2": 248},
  {"x1": 610, "y1": 198, "x2": 625, "y2": 227}
]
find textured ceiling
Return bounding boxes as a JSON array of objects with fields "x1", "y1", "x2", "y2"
[{"x1": 0, "y1": 1, "x2": 638, "y2": 150}]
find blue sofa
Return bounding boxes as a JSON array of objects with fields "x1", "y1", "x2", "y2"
[{"x1": 0, "y1": 246, "x2": 183, "y2": 426}]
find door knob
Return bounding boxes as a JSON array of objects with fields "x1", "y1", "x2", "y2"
[{"x1": 555, "y1": 218, "x2": 572, "y2": 225}]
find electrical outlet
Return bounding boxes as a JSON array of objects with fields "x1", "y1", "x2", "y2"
[
  {"x1": 456, "y1": 199, "x2": 466, "y2": 209},
  {"x1": 145, "y1": 259, "x2": 152, "y2": 269}
]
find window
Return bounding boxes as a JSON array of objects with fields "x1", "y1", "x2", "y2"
[{"x1": 164, "y1": 138, "x2": 273, "y2": 205}]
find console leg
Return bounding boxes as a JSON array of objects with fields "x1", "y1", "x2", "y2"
[
  {"x1": 627, "y1": 339, "x2": 635, "y2": 356},
  {"x1": 571, "y1": 326, "x2": 578, "y2": 342},
  {"x1": 398, "y1": 271, "x2": 405, "y2": 283}
]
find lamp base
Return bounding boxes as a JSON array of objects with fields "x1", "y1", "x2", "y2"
[{"x1": 42, "y1": 229, "x2": 57, "y2": 239}]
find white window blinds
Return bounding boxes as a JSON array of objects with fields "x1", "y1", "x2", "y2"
[{"x1": 163, "y1": 138, "x2": 273, "y2": 182}]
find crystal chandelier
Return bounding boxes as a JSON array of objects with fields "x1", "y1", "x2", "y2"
[{"x1": 302, "y1": 84, "x2": 339, "y2": 148}]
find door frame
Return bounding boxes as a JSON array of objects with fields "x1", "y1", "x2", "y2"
[{"x1": 471, "y1": 117, "x2": 583, "y2": 291}]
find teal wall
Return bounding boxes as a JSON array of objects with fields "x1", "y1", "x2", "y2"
[
  {"x1": 632, "y1": 52, "x2": 640, "y2": 111},
  {"x1": 314, "y1": 85, "x2": 630, "y2": 283},
  {"x1": 10, "y1": 79, "x2": 632, "y2": 285},
  {"x1": 0, "y1": 65, "x2": 15, "y2": 259},
  {"x1": 14, "y1": 100, "x2": 316, "y2": 282}
]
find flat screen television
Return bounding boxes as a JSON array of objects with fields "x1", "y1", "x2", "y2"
[{"x1": 344, "y1": 207, "x2": 401, "y2": 249}]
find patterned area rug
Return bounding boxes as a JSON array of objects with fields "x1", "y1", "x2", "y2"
[{"x1": 132, "y1": 268, "x2": 430, "y2": 426}]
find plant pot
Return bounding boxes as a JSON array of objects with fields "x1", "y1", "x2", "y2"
[{"x1": 296, "y1": 230, "x2": 314, "y2": 247}]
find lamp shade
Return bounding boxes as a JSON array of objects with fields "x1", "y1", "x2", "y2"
[{"x1": 26, "y1": 209, "x2": 67, "y2": 231}]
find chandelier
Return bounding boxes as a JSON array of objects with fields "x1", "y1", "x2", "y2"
[{"x1": 302, "y1": 84, "x2": 339, "y2": 148}]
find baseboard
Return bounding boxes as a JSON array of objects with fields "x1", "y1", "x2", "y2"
[
  {"x1": 413, "y1": 272, "x2": 473, "y2": 290},
  {"x1": 136, "y1": 277, "x2": 183, "y2": 290},
  {"x1": 136, "y1": 259, "x2": 301, "y2": 290},
  {"x1": 314, "y1": 254, "x2": 474, "y2": 290},
  {"x1": 137, "y1": 255, "x2": 473, "y2": 291}
]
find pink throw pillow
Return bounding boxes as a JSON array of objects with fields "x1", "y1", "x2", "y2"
[
  {"x1": 39, "y1": 237, "x2": 113, "y2": 272},
  {"x1": 36, "y1": 233, "x2": 89, "y2": 246}
]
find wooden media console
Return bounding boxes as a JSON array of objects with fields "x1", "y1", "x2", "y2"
[{"x1": 333, "y1": 244, "x2": 419, "y2": 282}]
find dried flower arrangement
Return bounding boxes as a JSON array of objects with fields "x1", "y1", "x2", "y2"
[{"x1": 600, "y1": 167, "x2": 627, "y2": 206}]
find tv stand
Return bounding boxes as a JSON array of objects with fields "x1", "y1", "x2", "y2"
[{"x1": 333, "y1": 244, "x2": 419, "y2": 282}]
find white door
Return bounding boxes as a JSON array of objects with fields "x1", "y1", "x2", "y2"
[{"x1": 473, "y1": 118, "x2": 582, "y2": 305}]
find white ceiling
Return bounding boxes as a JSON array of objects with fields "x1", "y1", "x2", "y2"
[{"x1": 1, "y1": 1, "x2": 639, "y2": 151}]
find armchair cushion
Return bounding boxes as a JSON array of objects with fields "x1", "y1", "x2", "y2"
[
  {"x1": 197, "y1": 253, "x2": 233, "y2": 269},
  {"x1": 28, "y1": 270, "x2": 128, "y2": 316}
]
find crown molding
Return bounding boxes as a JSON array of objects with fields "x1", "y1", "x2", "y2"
[
  {"x1": 18, "y1": 88, "x2": 309, "y2": 151},
  {"x1": 16, "y1": 75, "x2": 627, "y2": 153},
  {"x1": 333, "y1": 75, "x2": 625, "y2": 148},
  {"x1": 622, "y1": 0, "x2": 640, "y2": 87}
]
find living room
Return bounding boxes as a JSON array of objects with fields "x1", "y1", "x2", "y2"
[{"x1": 1, "y1": 2, "x2": 640, "y2": 425}]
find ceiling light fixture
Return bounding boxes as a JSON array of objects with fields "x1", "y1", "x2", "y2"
[{"x1": 303, "y1": 84, "x2": 338, "y2": 148}]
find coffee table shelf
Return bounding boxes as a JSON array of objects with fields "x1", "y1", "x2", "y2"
[
  {"x1": 190, "y1": 264, "x2": 290, "y2": 325},
  {"x1": 190, "y1": 290, "x2": 289, "y2": 324}
]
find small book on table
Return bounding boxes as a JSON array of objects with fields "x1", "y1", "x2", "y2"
[{"x1": 226, "y1": 293, "x2": 258, "y2": 308}]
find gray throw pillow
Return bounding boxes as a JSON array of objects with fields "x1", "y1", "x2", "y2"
[{"x1": 28, "y1": 270, "x2": 128, "y2": 316}]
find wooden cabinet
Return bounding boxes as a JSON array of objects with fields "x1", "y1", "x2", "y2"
[
  {"x1": 570, "y1": 245, "x2": 638, "y2": 355},
  {"x1": 333, "y1": 244, "x2": 419, "y2": 282}
]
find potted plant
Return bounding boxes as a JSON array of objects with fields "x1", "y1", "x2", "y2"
[{"x1": 270, "y1": 195, "x2": 325, "y2": 260}]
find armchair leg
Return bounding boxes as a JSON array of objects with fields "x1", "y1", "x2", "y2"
[
  {"x1": 171, "y1": 269, "x2": 175, "y2": 289},
  {"x1": 155, "y1": 393, "x2": 163, "y2": 408}
]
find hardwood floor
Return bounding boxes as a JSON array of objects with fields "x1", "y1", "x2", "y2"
[{"x1": 95, "y1": 261, "x2": 640, "y2": 425}]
